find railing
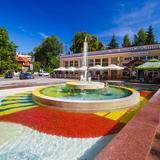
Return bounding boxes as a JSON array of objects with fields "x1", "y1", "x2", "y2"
[{"x1": 60, "y1": 44, "x2": 160, "y2": 59}]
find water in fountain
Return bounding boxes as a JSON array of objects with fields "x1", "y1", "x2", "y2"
[{"x1": 82, "y1": 37, "x2": 88, "y2": 82}]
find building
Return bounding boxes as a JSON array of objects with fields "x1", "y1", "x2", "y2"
[
  {"x1": 60, "y1": 44, "x2": 160, "y2": 79},
  {"x1": 16, "y1": 54, "x2": 32, "y2": 71}
]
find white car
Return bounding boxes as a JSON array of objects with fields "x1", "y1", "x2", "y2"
[
  {"x1": 39, "y1": 72, "x2": 50, "y2": 76},
  {"x1": 14, "y1": 72, "x2": 20, "y2": 77}
]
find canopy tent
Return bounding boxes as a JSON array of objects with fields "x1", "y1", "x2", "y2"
[
  {"x1": 67, "y1": 67, "x2": 77, "y2": 72},
  {"x1": 89, "y1": 65, "x2": 104, "y2": 70},
  {"x1": 136, "y1": 59, "x2": 160, "y2": 70},
  {"x1": 54, "y1": 67, "x2": 67, "y2": 71},
  {"x1": 77, "y1": 66, "x2": 87, "y2": 71},
  {"x1": 104, "y1": 64, "x2": 124, "y2": 70}
]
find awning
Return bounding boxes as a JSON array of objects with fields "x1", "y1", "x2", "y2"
[{"x1": 136, "y1": 59, "x2": 160, "y2": 70}]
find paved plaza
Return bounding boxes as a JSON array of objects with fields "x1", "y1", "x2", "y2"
[{"x1": 0, "y1": 77, "x2": 69, "y2": 89}]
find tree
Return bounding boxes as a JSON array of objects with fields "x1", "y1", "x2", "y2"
[
  {"x1": 98, "y1": 41, "x2": 105, "y2": 50},
  {"x1": 122, "y1": 34, "x2": 131, "y2": 47},
  {"x1": 132, "y1": 34, "x2": 139, "y2": 46},
  {"x1": 137, "y1": 28, "x2": 147, "y2": 46},
  {"x1": 70, "y1": 32, "x2": 88, "y2": 53},
  {"x1": 145, "y1": 26, "x2": 155, "y2": 45},
  {"x1": 34, "y1": 36, "x2": 63, "y2": 70},
  {"x1": 33, "y1": 61, "x2": 41, "y2": 72},
  {"x1": 70, "y1": 32, "x2": 104, "y2": 53},
  {"x1": 0, "y1": 27, "x2": 17, "y2": 73},
  {"x1": 108, "y1": 34, "x2": 118, "y2": 49},
  {"x1": 88, "y1": 35, "x2": 99, "y2": 52}
]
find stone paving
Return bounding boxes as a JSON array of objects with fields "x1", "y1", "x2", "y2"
[{"x1": 0, "y1": 79, "x2": 158, "y2": 159}]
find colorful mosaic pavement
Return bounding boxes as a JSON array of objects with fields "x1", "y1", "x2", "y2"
[{"x1": 0, "y1": 90, "x2": 154, "y2": 159}]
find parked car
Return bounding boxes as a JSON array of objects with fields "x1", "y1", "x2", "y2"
[
  {"x1": 39, "y1": 72, "x2": 50, "y2": 76},
  {"x1": 4, "y1": 71, "x2": 13, "y2": 78},
  {"x1": 19, "y1": 72, "x2": 34, "y2": 80},
  {"x1": 33, "y1": 72, "x2": 39, "y2": 76}
]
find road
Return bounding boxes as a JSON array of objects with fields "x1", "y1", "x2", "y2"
[{"x1": 0, "y1": 76, "x2": 70, "y2": 89}]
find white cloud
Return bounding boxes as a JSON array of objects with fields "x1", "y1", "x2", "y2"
[
  {"x1": 38, "y1": 32, "x2": 48, "y2": 38},
  {"x1": 98, "y1": 1, "x2": 160, "y2": 39},
  {"x1": 114, "y1": 1, "x2": 157, "y2": 26}
]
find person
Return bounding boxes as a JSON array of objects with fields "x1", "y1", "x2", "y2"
[{"x1": 131, "y1": 70, "x2": 136, "y2": 80}]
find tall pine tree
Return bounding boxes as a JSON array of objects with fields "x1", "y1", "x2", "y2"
[
  {"x1": 137, "y1": 28, "x2": 146, "y2": 46},
  {"x1": 132, "y1": 34, "x2": 139, "y2": 46},
  {"x1": 108, "y1": 34, "x2": 118, "y2": 49},
  {"x1": 145, "y1": 26, "x2": 155, "y2": 45},
  {"x1": 122, "y1": 34, "x2": 131, "y2": 47}
]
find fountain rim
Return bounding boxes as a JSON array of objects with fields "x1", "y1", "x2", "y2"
[
  {"x1": 32, "y1": 84, "x2": 140, "y2": 112},
  {"x1": 32, "y1": 84, "x2": 138, "y2": 103}
]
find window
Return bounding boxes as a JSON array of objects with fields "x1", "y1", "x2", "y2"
[
  {"x1": 88, "y1": 59, "x2": 94, "y2": 66},
  {"x1": 111, "y1": 57, "x2": 118, "y2": 64},
  {"x1": 70, "y1": 61, "x2": 73, "y2": 67},
  {"x1": 124, "y1": 57, "x2": 132, "y2": 61},
  {"x1": 134, "y1": 57, "x2": 139, "y2": 60},
  {"x1": 140, "y1": 56, "x2": 146, "y2": 60},
  {"x1": 120, "y1": 57, "x2": 123, "y2": 62},
  {"x1": 95, "y1": 59, "x2": 101, "y2": 65},
  {"x1": 124, "y1": 57, "x2": 130, "y2": 61},
  {"x1": 147, "y1": 56, "x2": 153, "y2": 60},
  {"x1": 153, "y1": 56, "x2": 158, "y2": 59},
  {"x1": 102, "y1": 58, "x2": 108, "y2": 66},
  {"x1": 80, "y1": 60, "x2": 83, "y2": 66},
  {"x1": 74, "y1": 60, "x2": 78, "y2": 67},
  {"x1": 64, "y1": 61, "x2": 69, "y2": 67}
]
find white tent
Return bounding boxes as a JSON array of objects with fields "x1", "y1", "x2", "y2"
[
  {"x1": 77, "y1": 66, "x2": 87, "y2": 71},
  {"x1": 54, "y1": 67, "x2": 67, "y2": 71},
  {"x1": 89, "y1": 65, "x2": 104, "y2": 70},
  {"x1": 104, "y1": 64, "x2": 124, "y2": 70},
  {"x1": 67, "y1": 67, "x2": 77, "y2": 72}
]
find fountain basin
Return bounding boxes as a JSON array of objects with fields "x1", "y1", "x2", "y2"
[
  {"x1": 66, "y1": 81, "x2": 105, "y2": 90},
  {"x1": 32, "y1": 85, "x2": 140, "y2": 113}
]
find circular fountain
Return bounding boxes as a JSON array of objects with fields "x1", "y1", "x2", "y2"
[{"x1": 32, "y1": 37, "x2": 140, "y2": 112}]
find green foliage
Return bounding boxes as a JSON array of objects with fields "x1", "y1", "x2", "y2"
[
  {"x1": 88, "y1": 35, "x2": 99, "y2": 52},
  {"x1": 133, "y1": 28, "x2": 146, "y2": 46},
  {"x1": 45, "y1": 66, "x2": 53, "y2": 73},
  {"x1": 108, "y1": 34, "x2": 118, "y2": 49},
  {"x1": 70, "y1": 32, "x2": 88, "y2": 53},
  {"x1": 0, "y1": 60, "x2": 18, "y2": 73},
  {"x1": 132, "y1": 34, "x2": 139, "y2": 46},
  {"x1": 145, "y1": 25, "x2": 155, "y2": 45},
  {"x1": 34, "y1": 36, "x2": 63, "y2": 70},
  {"x1": 122, "y1": 34, "x2": 131, "y2": 47},
  {"x1": 28, "y1": 51, "x2": 34, "y2": 59},
  {"x1": 33, "y1": 61, "x2": 41, "y2": 72},
  {"x1": 98, "y1": 41, "x2": 105, "y2": 50},
  {"x1": 0, "y1": 27, "x2": 17, "y2": 73},
  {"x1": 70, "y1": 32, "x2": 104, "y2": 53}
]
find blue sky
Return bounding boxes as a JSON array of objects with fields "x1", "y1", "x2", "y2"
[{"x1": 0, "y1": 0, "x2": 160, "y2": 53}]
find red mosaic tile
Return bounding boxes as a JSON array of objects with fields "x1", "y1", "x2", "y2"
[{"x1": 0, "y1": 106, "x2": 122, "y2": 138}]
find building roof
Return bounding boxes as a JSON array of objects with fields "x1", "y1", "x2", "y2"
[
  {"x1": 16, "y1": 55, "x2": 30, "y2": 67},
  {"x1": 60, "y1": 43, "x2": 160, "y2": 59}
]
